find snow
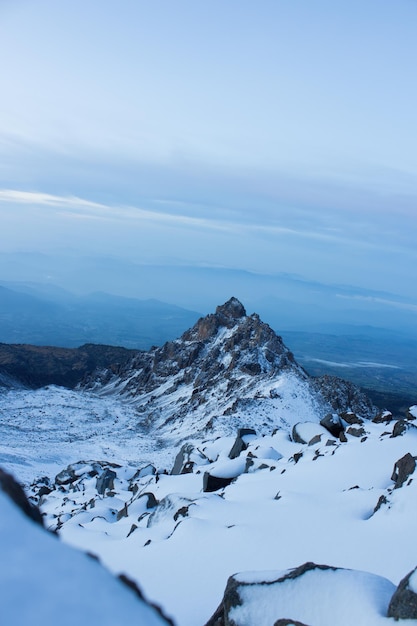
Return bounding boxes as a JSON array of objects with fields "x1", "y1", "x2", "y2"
[
  {"x1": 2, "y1": 375, "x2": 417, "y2": 625},
  {"x1": 229, "y1": 567, "x2": 397, "y2": 626},
  {"x1": 0, "y1": 490, "x2": 171, "y2": 625},
  {"x1": 21, "y1": 415, "x2": 415, "y2": 626},
  {"x1": 409, "y1": 405, "x2": 417, "y2": 418}
]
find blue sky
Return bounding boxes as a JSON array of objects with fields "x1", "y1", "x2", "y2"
[{"x1": 1, "y1": 0, "x2": 417, "y2": 303}]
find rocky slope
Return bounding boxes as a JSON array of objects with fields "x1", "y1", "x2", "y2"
[
  {"x1": 82, "y1": 298, "x2": 376, "y2": 444},
  {"x1": 0, "y1": 342, "x2": 137, "y2": 389}
]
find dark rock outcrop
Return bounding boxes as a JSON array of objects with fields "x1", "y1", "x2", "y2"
[
  {"x1": 96, "y1": 469, "x2": 117, "y2": 495},
  {"x1": 0, "y1": 467, "x2": 44, "y2": 526},
  {"x1": 313, "y1": 375, "x2": 376, "y2": 420},
  {"x1": 228, "y1": 428, "x2": 257, "y2": 459},
  {"x1": 388, "y1": 566, "x2": 417, "y2": 619},
  {"x1": 391, "y1": 453, "x2": 416, "y2": 489},
  {"x1": 203, "y1": 473, "x2": 234, "y2": 493},
  {"x1": 320, "y1": 413, "x2": 344, "y2": 438},
  {"x1": 391, "y1": 420, "x2": 417, "y2": 438}
]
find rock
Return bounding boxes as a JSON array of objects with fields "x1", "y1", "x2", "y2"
[
  {"x1": 388, "y1": 566, "x2": 417, "y2": 619},
  {"x1": 391, "y1": 452, "x2": 416, "y2": 488},
  {"x1": 55, "y1": 466, "x2": 77, "y2": 486},
  {"x1": 312, "y1": 375, "x2": 376, "y2": 419},
  {"x1": 171, "y1": 443, "x2": 196, "y2": 475},
  {"x1": 407, "y1": 406, "x2": 417, "y2": 421},
  {"x1": 292, "y1": 422, "x2": 329, "y2": 446},
  {"x1": 228, "y1": 428, "x2": 257, "y2": 459},
  {"x1": 340, "y1": 411, "x2": 363, "y2": 425},
  {"x1": 204, "y1": 562, "x2": 395, "y2": 626},
  {"x1": 0, "y1": 467, "x2": 44, "y2": 526},
  {"x1": 391, "y1": 420, "x2": 417, "y2": 438},
  {"x1": 346, "y1": 426, "x2": 366, "y2": 438},
  {"x1": 320, "y1": 413, "x2": 344, "y2": 437},
  {"x1": 372, "y1": 410, "x2": 393, "y2": 424},
  {"x1": 96, "y1": 469, "x2": 117, "y2": 495},
  {"x1": 203, "y1": 472, "x2": 234, "y2": 492},
  {"x1": 132, "y1": 464, "x2": 156, "y2": 480}
]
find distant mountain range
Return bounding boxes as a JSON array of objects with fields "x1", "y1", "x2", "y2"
[{"x1": 0, "y1": 282, "x2": 200, "y2": 348}]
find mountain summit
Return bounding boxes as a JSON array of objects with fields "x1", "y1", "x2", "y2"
[{"x1": 83, "y1": 298, "x2": 374, "y2": 443}]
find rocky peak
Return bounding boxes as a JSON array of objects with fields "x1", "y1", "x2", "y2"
[
  {"x1": 215, "y1": 297, "x2": 246, "y2": 321},
  {"x1": 182, "y1": 297, "x2": 247, "y2": 342}
]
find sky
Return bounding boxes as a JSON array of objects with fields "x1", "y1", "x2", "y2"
[{"x1": 1, "y1": 0, "x2": 417, "y2": 306}]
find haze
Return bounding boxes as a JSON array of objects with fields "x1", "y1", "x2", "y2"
[{"x1": 1, "y1": 1, "x2": 417, "y2": 326}]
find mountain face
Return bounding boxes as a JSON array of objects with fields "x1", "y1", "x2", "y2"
[
  {"x1": 0, "y1": 342, "x2": 137, "y2": 389},
  {"x1": 82, "y1": 297, "x2": 376, "y2": 443},
  {"x1": 2, "y1": 297, "x2": 416, "y2": 626}
]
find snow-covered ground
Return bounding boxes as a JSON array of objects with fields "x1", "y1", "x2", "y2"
[
  {"x1": 26, "y1": 415, "x2": 417, "y2": 626},
  {"x1": 0, "y1": 385, "x2": 176, "y2": 485}
]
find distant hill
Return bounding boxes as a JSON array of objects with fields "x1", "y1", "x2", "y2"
[
  {"x1": 0, "y1": 343, "x2": 137, "y2": 389},
  {"x1": 0, "y1": 283, "x2": 200, "y2": 349}
]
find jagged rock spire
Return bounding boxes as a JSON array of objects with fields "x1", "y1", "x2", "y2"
[{"x1": 215, "y1": 297, "x2": 246, "y2": 321}]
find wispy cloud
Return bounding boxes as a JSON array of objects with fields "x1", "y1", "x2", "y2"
[{"x1": 336, "y1": 293, "x2": 417, "y2": 313}]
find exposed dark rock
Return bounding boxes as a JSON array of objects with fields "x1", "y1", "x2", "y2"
[
  {"x1": 313, "y1": 375, "x2": 376, "y2": 420},
  {"x1": 229, "y1": 428, "x2": 257, "y2": 459},
  {"x1": 142, "y1": 492, "x2": 158, "y2": 509},
  {"x1": 96, "y1": 469, "x2": 117, "y2": 495},
  {"x1": 118, "y1": 574, "x2": 176, "y2": 626},
  {"x1": 346, "y1": 426, "x2": 366, "y2": 438},
  {"x1": 391, "y1": 420, "x2": 417, "y2": 438},
  {"x1": 372, "y1": 411, "x2": 393, "y2": 424},
  {"x1": 0, "y1": 467, "x2": 44, "y2": 526},
  {"x1": 406, "y1": 407, "x2": 417, "y2": 421},
  {"x1": 373, "y1": 494, "x2": 388, "y2": 513},
  {"x1": 391, "y1": 453, "x2": 416, "y2": 489},
  {"x1": 320, "y1": 413, "x2": 344, "y2": 438},
  {"x1": 340, "y1": 411, "x2": 363, "y2": 425},
  {"x1": 203, "y1": 472, "x2": 234, "y2": 493},
  {"x1": 55, "y1": 466, "x2": 77, "y2": 486},
  {"x1": 388, "y1": 566, "x2": 417, "y2": 619}
]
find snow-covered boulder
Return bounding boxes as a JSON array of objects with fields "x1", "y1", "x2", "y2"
[
  {"x1": 291, "y1": 422, "x2": 331, "y2": 446},
  {"x1": 204, "y1": 562, "x2": 396, "y2": 626}
]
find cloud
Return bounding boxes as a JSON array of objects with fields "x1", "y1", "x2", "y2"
[{"x1": 336, "y1": 293, "x2": 417, "y2": 313}]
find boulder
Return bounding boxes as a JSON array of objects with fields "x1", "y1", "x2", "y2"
[
  {"x1": 388, "y1": 566, "x2": 417, "y2": 619},
  {"x1": 203, "y1": 472, "x2": 234, "y2": 493},
  {"x1": 320, "y1": 413, "x2": 344, "y2": 438},
  {"x1": 372, "y1": 410, "x2": 393, "y2": 424},
  {"x1": 340, "y1": 411, "x2": 363, "y2": 425},
  {"x1": 346, "y1": 426, "x2": 366, "y2": 438},
  {"x1": 204, "y1": 561, "x2": 395, "y2": 626},
  {"x1": 228, "y1": 428, "x2": 257, "y2": 459},
  {"x1": 391, "y1": 452, "x2": 416, "y2": 489},
  {"x1": 292, "y1": 422, "x2": 329, "y2": 446},
  {"x1": 391, "y1": 420, "x2": 417, "y2": 438},
  {"x1": 171, "y1": 443, "x2": 207, "y2": 474},
  {"x1": 96, "y1": 469, "x2": 117, "y2": 495}
]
